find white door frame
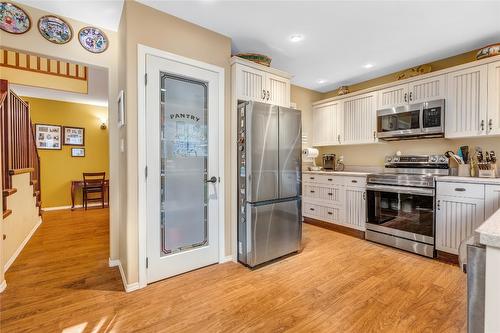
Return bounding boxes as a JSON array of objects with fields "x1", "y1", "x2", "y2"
[{"x1": 137, "y1": 44, "x2": 225, "y2": 289}]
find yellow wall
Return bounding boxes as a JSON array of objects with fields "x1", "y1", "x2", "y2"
[
  {"x1": 24, "y1": 97, "x2": 109, "y2": 208},
  {"x1": 290, "y1": 85, "x2": 323, "y2": 149},
  {"x1": 322, "y1": 50, "x2": 479, "y2": 99}
]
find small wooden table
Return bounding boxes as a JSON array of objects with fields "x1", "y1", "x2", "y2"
[{"x1": 71, "y1": 179, "x2": 109, "y2": 210}]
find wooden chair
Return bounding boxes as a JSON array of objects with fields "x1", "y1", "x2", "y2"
[{"x1": 82, "y1": 172, "x2": 106, "y2": 210}]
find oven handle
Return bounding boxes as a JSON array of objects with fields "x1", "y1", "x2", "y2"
[{"x1": 366, "y1": 184, "x2": 434, "y2": 196}]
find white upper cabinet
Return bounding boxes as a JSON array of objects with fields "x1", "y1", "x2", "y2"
[
  {"x1": 445, "y1": 65, "x2": 488, "y2": 138},
  {"x1": 487, "y1": 61, "x2": 500, "y2": 136},
  {"x1": 312, "y1": 102, "x2": 334, "y2": 146},
  {"x1": 234, "y1": 64, "x2": 267, "y2": 102},
  {"x1": 408, "y1": 75, "x2": 446, "y2": 103},
  {"x1": 377, "y1": 84, "x2": 408, "y2": 109},
  {"x1": 232, "y1": 60, "x2": 291, "y2": 107},
  {"x1": 376, "y1": 75, "x2": 445, "y2": 109},
  {"x1": 266, "y1": 73, "x2": 290, "y2": 107},
  {"x1": 343, "y1": 92, "x2": 377, "y2": 145}
]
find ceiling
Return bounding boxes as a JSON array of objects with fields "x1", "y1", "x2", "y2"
[
  {"x1": 12, "y1": 66, "x2": 109, "y2": 107},
  {"x1": 13, "y1": 1, "x2": 500, "y2": 92},
  {"x1": 14, "y1": 0, "x2": 124, "y2": 31},
  {"x1": 138, "y1": 0, "x2": 500, "y2": 92}
]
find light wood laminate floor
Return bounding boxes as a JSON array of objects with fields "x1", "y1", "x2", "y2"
[{"x1": 0, "y1": 209, "x2": 466, "y2": 332}]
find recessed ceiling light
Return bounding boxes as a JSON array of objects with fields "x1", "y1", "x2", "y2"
[
  {"x1": 363, "y1": 63, "x2": 374, "y2": 69},
  {"x1": 289, "y1": 34, "x2": 304, "y2": 43},
  {"x1": 317, "y1": 79, "x2": 327, "y2": 84}
]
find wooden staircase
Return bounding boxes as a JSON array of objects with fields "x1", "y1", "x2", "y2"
[{"x1": 1, "y1": 79, "x2": 41, "y2": 221}]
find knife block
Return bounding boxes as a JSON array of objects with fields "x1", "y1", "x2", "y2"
[{"x1": 457, "y1": 164, "x2": 471, "y2": 177}]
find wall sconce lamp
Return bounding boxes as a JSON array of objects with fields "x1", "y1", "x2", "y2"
[{"x1": 100, "y1": 117, "x2": 107, "y2": 130}]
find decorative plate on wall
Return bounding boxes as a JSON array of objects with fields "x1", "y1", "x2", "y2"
[
  {"x1": 78, "y1": 26, "x2": 108, "y2": 53},
  {"x1": 38, "y1": 15, "x2": 72, "y2": 44},
  {"x1": 0, "y1": 2, "x2": 31, "y2": 34}
]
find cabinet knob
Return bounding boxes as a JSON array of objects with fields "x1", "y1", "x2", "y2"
[
  {"x1": 262, "y1": 89, "x2": 266, "y2": 100},
  {"x1": 327, "y1": 178, "x2": 333, "y2": 181},
  {"x1": 310, "y1": 208, "x2": 315, "y2": 211},
  {"x1": 404, "y1": 93, "x2": 408, "y2": 103},
  {"x1": 327, "y1": 193, "x2": 333, "y2": 196},
  {"x1": 310, "y1": 190, "x2": 315, "y2": 193},
  {"x1": 481, "y1": 120, "x2": 485, "y2": 131},
  {"x1": 351, "y1": 180, "x2": 358, "y2": 183},
  {"x1": 489, "y1": 119, "x2": 493, "y2": 131},
  {"x1": 409, "y1": 92, "x2": 413, "y2": 101},
  {"x1": 327, "y1": 211, "x2": 333, "y2": 215},
  {"x1": 454, "y1": 188, "x2": 466, "y2": 192},
  {"x1": 437, "y1": 200, "x2": 440, "y2": 210}
]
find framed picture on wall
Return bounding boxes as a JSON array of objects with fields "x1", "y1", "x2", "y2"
[
  {"x1": 35, "y1": 124, "x2": 62, "y2": 150},
  {"x1": 117, "y1": 90, "x2": 125, "y2": 128},
  {"x1": 71, "y1": 148, "x2": 85, "y2": 157},
  {"x1": 63, "y1": 126, "x2": 85, "y2": 146}
]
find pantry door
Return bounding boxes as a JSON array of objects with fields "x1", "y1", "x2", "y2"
[{"x1": 145, "y1": 54, "x2": 221, "y2": 283}]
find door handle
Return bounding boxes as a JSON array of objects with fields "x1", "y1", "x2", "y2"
[
  {"x1": 409, "y1": 92, "x2": 413, "y2": 101},
  {"x1": 205, "y1": 176, "x2": 217, "y2": 183},
  {"x1": 454, "y1": 188, "x2": 466, "y2": 192},
  {"x1": 481, "y1": 120, "x2": 485, "y2": 131},
  {"x1": 489, "y1": 119, "x2": 493, "y2": 131},
  {"x1": 437, "y1": 200, "x2": 440, "y2": 210},
  {"x1": 262, "y1": 89, "x2": 266, "y2": 100},
  {"x1": 267, "y1": 90, "x2": 270, "y2": 101},
  {"x1": 404, "y1": 93, "x2": 408, "y2": 103},
  {"x1": 337, "y1": 134, "x2": 341, "y2": 144},
  {"x1": 363, "y1": 192, "x2": 366, "y2": 200}
]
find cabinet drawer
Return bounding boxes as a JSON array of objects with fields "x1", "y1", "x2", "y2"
[
  {"x1": 303, "y1": 202, "x2": 323, "y2": 218},
  {"x1": 323, "y1": 206, "x2": 342, "y2": 223},
  {"x1": 344, "y1": 176, "x2": 366, "y2": 188},
  {"x1": 436, "y1": 182, "x2": 484, "y2": 199},
  {"x1": 303, "y1": 174, "x2": 343, "y2": 185}
]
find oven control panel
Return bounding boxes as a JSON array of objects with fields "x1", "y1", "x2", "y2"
[{"x1": 385, "y1": 155, "x2": 449, "y2": 168}]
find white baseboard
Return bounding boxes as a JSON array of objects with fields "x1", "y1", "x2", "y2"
[
  {"x1": 108, "y1": 258, "x2": 120, "y2": 267},
  {"x1": 0, "y1": 279, "x2": 6, "y2": 293},
  {"x1": 42, "y1": 203, "x2": 106, "y2": 211},
  {"x1": 219, "y1": 255, "x2": 235, "y2": 263},
  {"x1": 112, "y1": 259, "x2": 140, "y2": 292},
  {"x1": 4, "y1": 216, "x2": 42, "y2": 272}
]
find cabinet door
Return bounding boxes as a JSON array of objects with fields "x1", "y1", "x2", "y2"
[
  {"x1": 485, "y1": 185, "x2": 500, "y2": 220},
  {"x1": 345, "y1": 187, "x2": 366, "y2": 231},
  {"x1": 235, "y1": 64, "x2": 267, "y2": 102},
  {"x1": 266, "y1": 73, "x2": 290, "y2": 107},
  {"x1": 343, "y1": 93, "x2": 377, "y2": 144},
  {"x1": 332, "y1": 101, "x2": 344, "y2": 145},
  {"x1": 312, "y1": 103, "x2": 333, "y2": 146},
  {"x1": 435, "y1": 195, "x2": 485, "y2": 255},
  {"x1": 408, "y1": 75, "x2": 446, "y2": 103},
  {"x1": 377, "y1": 84, "x2": 408, "y2": 109},
  {"x1": 487, "y1": 61, "x2": 500, "y2": 136},
  {"x1": 445, "y1": 65, "x2": 488, "y2": 138}
]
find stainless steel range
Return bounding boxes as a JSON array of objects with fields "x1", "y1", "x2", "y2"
[{"x1": 366, "y1": 155, "x2": 449, "y2": 257}]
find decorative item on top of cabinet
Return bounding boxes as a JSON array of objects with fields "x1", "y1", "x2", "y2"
[
  {"x1": 343, "y1": 92, "x2": 377, "y2": 145},
  {"x1": 476, "y1": 43, "x2": 500, "y2": 60},
  {"x1": 337, "y1": 86, "x2": 349, "y2": 96},
  {"x1": 396, "y1": 64, "x2": 432, "y2": 80},
  {"x1": 235, "y1": 53, "x2": 272, "y2": 67},
  {"x1": 0, "y1": 2, "x2": 31, "y2": 34},
  {"x1": 487, "y1": 61, "x2": 500, "y2": 136},
  {"x1": 445, "y1": 65, "x2": 488, "y2": 138},
  {"x1": 231, "y1": 57, "x2": 291, "y2": 108}
]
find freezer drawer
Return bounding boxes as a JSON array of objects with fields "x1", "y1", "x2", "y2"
[{"x1": 239, "y1": 198, "x2": 302, "y2": 267}]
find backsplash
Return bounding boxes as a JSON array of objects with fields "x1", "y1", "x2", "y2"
[{"x1": 316, "y1": 137, "x2": 500, "y2": 167}]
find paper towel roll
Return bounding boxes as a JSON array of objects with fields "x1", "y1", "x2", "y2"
[{"x1": 302, "y1": 148, "x2": 319, "y2": 159}]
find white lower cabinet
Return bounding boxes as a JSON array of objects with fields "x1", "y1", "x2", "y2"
[
  {"x1": 302, "y1": 173, "x2": 366, "y2": 232},
  {"x1": 435, "y1": 182, "x2": 500, "y2": 255},
  {"x1": 435, "y1": 194, "x2": 484, "y2": 255},
  {"x1": 485, "y1": 185, "x2": 500, "y2": 219},
  {"x1": 344, "y1": 186, "x2": 366, "y2": 231}
]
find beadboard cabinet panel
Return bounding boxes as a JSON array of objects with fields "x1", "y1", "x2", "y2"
[
  {"x1": 235, "y1": 65, "x2": 267, "y2": 103},
  {"x1": 445, "y1": 65, "x2": 488, "y2": 138},
  {"x1": 345, "y1": 187, "x2": 366, "y2": 231},
  {"x1": 487, "y1": 61, "x2": 500, "y2": 136},
  {"x1": 377, "y1": 84, "x2": 408, "y2": 109},
  {"x1": 312, "y1": 103, "x2": 333, "y2": 146},
  {"x1": 436, "y1": 195, "x2": 485, "y2": 255},
  {"x1": 485, "y1": 185, "x2": 500, "y2": 220},
  {"x1": 408, "y1": 75, "x2": 446, "y2": 103},
  {"x1": 267, "y1": 73, "x2": 290, "y2": 108},
  {"x1": 343, "y1": 93, "x2": 377, "y2": 145}
]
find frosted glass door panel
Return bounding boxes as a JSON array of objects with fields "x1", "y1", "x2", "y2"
[{"x1": 160, "y1": 73, "x2": 208, "y2": 256}]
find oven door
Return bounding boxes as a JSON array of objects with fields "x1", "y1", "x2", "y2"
[{"x1": 366, "y1": 184, "x2": 435, "y2": 245}]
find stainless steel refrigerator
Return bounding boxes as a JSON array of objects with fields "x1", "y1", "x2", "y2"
[{"x1": 237, "y1": 101, "x2": 302, "y2": 267}]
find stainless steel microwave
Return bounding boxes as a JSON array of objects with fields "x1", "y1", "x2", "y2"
[{"x1": 376, "y1": 99, "x2": 445, "y2": 141}]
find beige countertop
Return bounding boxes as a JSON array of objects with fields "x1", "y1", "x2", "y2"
[
  {"x1": 477, "y1": 208, "x2": 500, "y2": 248},
  {"x1": 435, "y1": 176, "x2": 500, "y2": 185}
]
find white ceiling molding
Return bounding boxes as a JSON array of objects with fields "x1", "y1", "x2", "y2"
[
  {"x1": 138, "y1": 0, "x2": 500, "y2": 92},
  {"x1": 14, "y1": 0, "x2": 124, "y2": 31}
]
